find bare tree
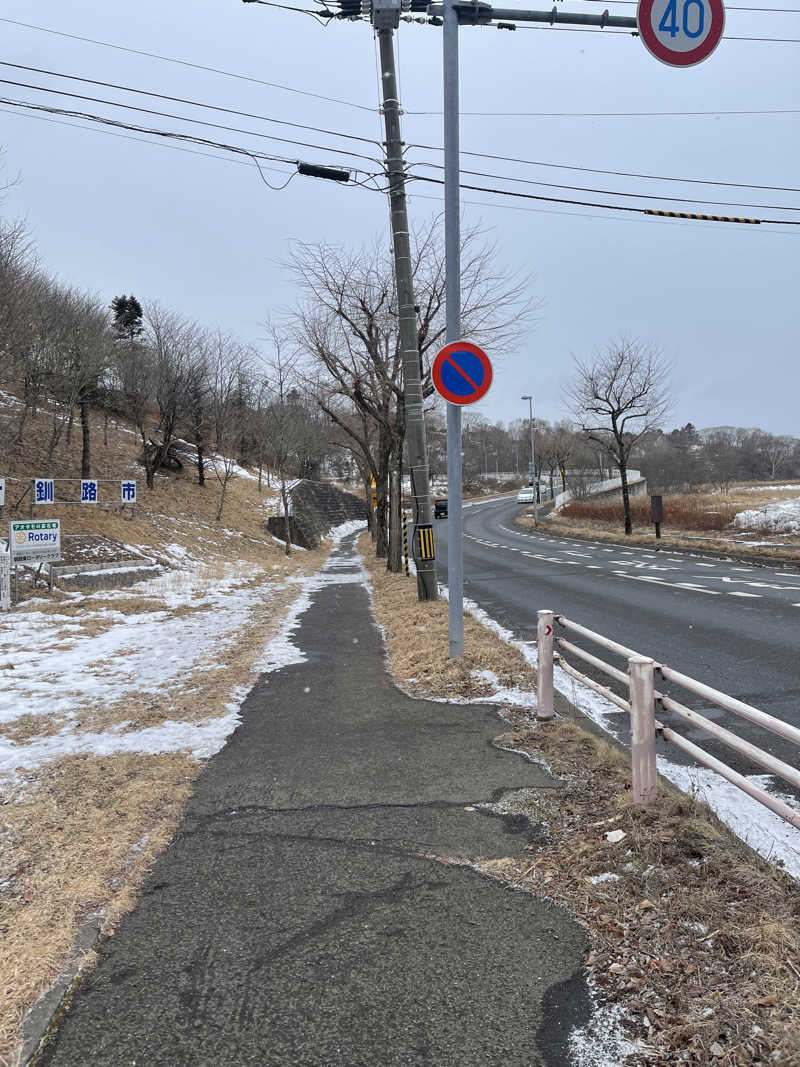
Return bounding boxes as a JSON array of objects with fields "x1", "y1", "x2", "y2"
[
  {"x1": 288, "y1": 218, "x2": 534, "y2": 571},
  {"x1": 568, "y1": 338, "x2": 672, "y2": 534},
  {"x1": 142, "y1": 304, "x2": 197, "y2": 487},
  {"x1": 259, "y1": 328, "x2": 304, "y2": 555},
  {"x1": 206, "y1": 331, "x2": 253, "y2": 521}
]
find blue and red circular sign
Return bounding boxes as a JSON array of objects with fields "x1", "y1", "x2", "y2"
[{"x1": 431, "y1": 340, "x2": 492, "y2": 406}]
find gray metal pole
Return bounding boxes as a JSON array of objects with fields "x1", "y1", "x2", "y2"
[
  {"x1": 443, "y1": 0, "x2": 463, "y2": 656},
  {"x1": 377, "y1": 28, "x2": 437, "y2": 601},
  {"x1": 530, "y1": 396, "x2": 538, "y2": 524},
  {"x1": 522, "y1": 394, "x2": 538, "y2": 524}
]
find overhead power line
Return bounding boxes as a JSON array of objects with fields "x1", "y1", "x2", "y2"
[
  {"x1": 510, "y1": 21, "x2": 800, "y2": 39},
  {"x1": 570, "y1": 0, "x2": 800, "y2": 10},
  {"x1": 0, "y1": 60, "x2": 380, "y2": 147},
  {"x1": 2, "y1": 96, "x2": 797, "y2": 229},
  {"x1": 2, "y1": 57, "x2": 793, "y2": 196},
  {"x1": 409, "y1": 159, "x2": 800, "y2": 211},
  {"x1": 405, "y1": 106, "x2": 800, "y2": 116},
  {"x1": 406, "y1": 143, "x2": 800, "y2": 194},
  {"x1": 0, "y1": 77, "x2": 382, "y2": 165},
  {"x1": 0, "y1": 16, "x2": 374, "y2": 112},
  {"x1": 0, "y1": 102, "x2": 296, "y2": 174},
  {"x1": 410, "y1": 173, "x2": 800, "y2": 225}
]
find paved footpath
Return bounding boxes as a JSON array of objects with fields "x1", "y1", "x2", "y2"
[{"x1": 37, "y1": 538, "x2": 594, "y2": 1067}]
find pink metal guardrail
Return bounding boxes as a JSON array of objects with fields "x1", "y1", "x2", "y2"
[{"x1": 534, "y1": 609, "x2": 800, "y2": 831}]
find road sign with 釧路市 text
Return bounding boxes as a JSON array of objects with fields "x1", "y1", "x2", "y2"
[
  {"x1": 9, "y1": 520, "x2": 62, "y2": 566},
  {"x1": 431, "y1": 341, "x2": 493, "y2": 406},
  {"x1": 0, "y1": 478, "x2": 5, "y2": 508},
  {"x1": 637, "y1": 0, "x2": 725, "y2": 66}
]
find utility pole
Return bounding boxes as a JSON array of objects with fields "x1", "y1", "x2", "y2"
[
  {"x1": 521, "y1": 393, "x2": 538, "y2": 524},
  {"x1": 375, "y1": 3, "x2": 438, "y2": 601}
]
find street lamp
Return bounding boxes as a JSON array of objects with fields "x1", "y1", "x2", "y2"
[{"x1": 520, "y1": 394, "x2": 538, "y2": 525}]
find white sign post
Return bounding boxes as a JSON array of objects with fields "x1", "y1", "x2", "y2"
[
  {"x1": 0, "y1": 478, "x2": 6, "y2": 509},
  {"x1": 0, "y1": 549, "x2": 10, "y2": 611},
  {"x1": 637, "y1": 0, "x2": 725, "y2": 66},
  {"x1": 9, "y1": 520, "x2": 62, "y2": 566}
]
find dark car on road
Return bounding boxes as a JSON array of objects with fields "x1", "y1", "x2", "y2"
[{"x1": 434, "y1": 498, "x2": 448, "y2": 519}]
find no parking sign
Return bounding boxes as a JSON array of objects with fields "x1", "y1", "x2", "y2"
[{"x1": 431, "y1": 341, "x2": 493, "y2": 406}]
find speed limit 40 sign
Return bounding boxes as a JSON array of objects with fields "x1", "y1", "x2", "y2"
[{"x1": 638, "y1": 0, "x2": 725, "y2": 66}]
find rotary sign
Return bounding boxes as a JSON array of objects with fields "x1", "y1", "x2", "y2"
[{"x1": 9, "y1": 520, "x2": 62, "y2": 566}]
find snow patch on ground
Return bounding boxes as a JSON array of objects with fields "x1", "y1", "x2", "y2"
[
  {"x1": 587, "y1": 872, "x2": 620, "y2": 885},
  {"x1": 451, "y1": 591, "x2": 800, "y2": 880},
  {"x1": 0, "y1": 537, "x2": 368, "y2": 782},
  {"x1": 656, "y1": 763, "x2": 800, "y2": 879},
  {"x1": 734, "y1": 496, "x2": 800, "y2": 535},
  {"x1": 568, "y1": 997, "x2": 636, "y2": 1067}
]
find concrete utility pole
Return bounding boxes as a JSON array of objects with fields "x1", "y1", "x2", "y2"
[
  {"x1": 376, "y1": 16, "x2": 438, "y2": 601},
  {"x1": 521, "y1": 394, "x2": 538, "y2": 524}
]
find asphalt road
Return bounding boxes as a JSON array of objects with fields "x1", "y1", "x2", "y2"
[
  {"x1": 36, "y1": 538, "x2": 592, "y2": 1067},
  {"x1": 435, "y1": 497, "x2": 800, "y2": 777}
]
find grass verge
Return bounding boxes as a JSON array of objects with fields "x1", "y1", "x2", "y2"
[
  {"x1": 519, "y1": 513, "x2": 800, "y2": 565},
  {"x1": 361, "y1": 535, "x2": 800, "y2": 1066}
]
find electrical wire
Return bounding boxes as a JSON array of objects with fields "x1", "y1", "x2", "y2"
[
  {"x1": 0, "y1": 61, "x2": 381, "y2": 147},
  {"x1": 0, "y1": 77, "x2": 383, "y2": 165},
  {"x1": 0, "y1": 17, "x2": 374, "y2": 112},
  {"x1": 238, "y1": 0, "x2": 332, "y2": 27},
  {"x1": 410, "y1": 173, "x2": 800, "y2": 224},
  {"x1": 510, "y1": 22, "x2": 800, "y2": 39},
  {"x1": 0, "y1": 102, "x2": 296, "y2": 174},
  {"x1": 405, "y1": 143, "x2": 800, "y2": 193},
  {"x1": 0, "y1": 96, "x2": 379, "y2": 179},
  {"x1": 570, "y1": 0, "x2": 800, "y2": 11},
  {"x1": 2, "y1": 95, "x2": 796, "y2": 231},
  {"x1": 402, "y1": 187, "x2": 800, "y2": 235},
  {"x1": 405, "y1": 106, "x2": 800, "y2": 116},
  {"x1": 407, "y1": 159, "x2": 800, "y2": 211},
  {"x1": 3, "y1": 57, "x2": 791, "y2": 196}
]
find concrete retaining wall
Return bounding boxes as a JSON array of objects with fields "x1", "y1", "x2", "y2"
[{"x1": 267, "y1": 480, "x2": 367, "y2": 549}]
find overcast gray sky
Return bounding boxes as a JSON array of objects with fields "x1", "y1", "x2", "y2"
[{"x1": 0, "y1": 0, "x2": 797, "y2": 434}]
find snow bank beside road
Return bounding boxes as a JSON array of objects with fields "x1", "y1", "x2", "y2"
[{"x1": 734, "y1": 496, "x2": 800, "y2": 535}]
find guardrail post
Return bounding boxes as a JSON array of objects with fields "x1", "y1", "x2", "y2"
[
  {"x1": 629, "y1": 655, "x2": 658, "y2": 804},
  {"x1": 536, "y1": 609, "x2": 554, "y2": 721}
]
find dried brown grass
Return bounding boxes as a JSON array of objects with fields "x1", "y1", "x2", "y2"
[
  {"x1": 529, "y1": 484, "x2": 800, "y2": 563},
  {"x1": 0, "y1": 753, "x2": 198, "y2": 1067},
  {"x1": 363, "y1": 539, "x2": 800, "y2": 1065},
  {"x1": 361, "y1": 534, "x2": 535, "y2": 698}
]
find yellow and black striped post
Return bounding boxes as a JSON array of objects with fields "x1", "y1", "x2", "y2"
[
  {"x1": 370, "y1": 475, "x2": 377, "y2": 510},
  {"x1": 415, "y1": 522, "x2": 436, "y2": 563},
  {"x1": 402, "y1": 512, "x2": 409, "y2": 576}
]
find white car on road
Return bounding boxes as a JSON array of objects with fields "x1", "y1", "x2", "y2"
[{"x1": 516, "y1": 487, "x2": 536, "y2": 503}]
